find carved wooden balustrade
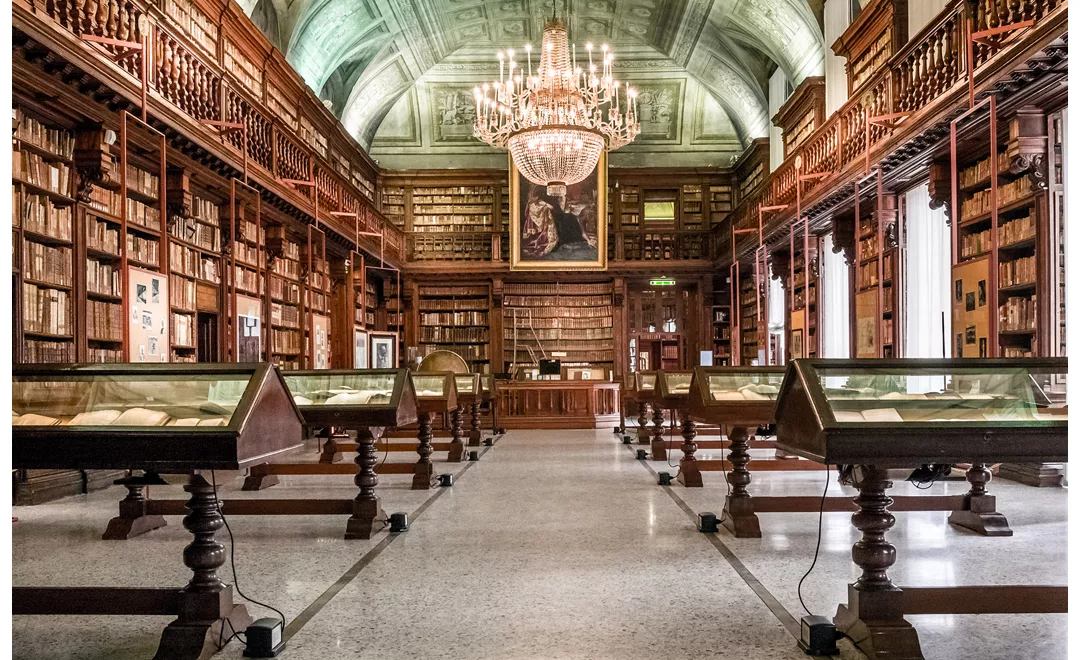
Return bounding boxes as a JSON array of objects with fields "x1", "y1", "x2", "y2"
[
  {"x1": 717, "y1": 0, "x2": 1065, "y2": 265},
  {"x1": 15, "y1": 0, "x2": 394, "y2": 263}
]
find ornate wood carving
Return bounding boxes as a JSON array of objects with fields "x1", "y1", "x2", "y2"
[
  {"x1": 831, "y1": 214, "x2": 856, "y2": 266},
  {"x1": 72, "y1": 123, "x2": 114, "y2": 202},
  {"x1": 1007, "y1": 105, "x2": 1049, "y2": 190},
  {"x1": 773, "y1": 77, "x2": 826, "y2": 160},
  {"x1": 833, "y1": 0, "x2": 908, "y2": 97},
  {"x1": 927, "y1": 160, "x2": 951, "y2": 219}
]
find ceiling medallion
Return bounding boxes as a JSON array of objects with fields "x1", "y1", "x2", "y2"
[{"x1": 472, "y1": 18, "x2": 640, "y2": 196}]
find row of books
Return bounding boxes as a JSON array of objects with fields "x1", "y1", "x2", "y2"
[
  {"x1": 88, "y1": 346, "x2": 123, "y2": 362},
  {"x1": 882, "y1": 318, "x2": 894, "y2": 343},
  {"x1": 420, "y1": 327, "x2": 489, "y2": 343},
  {"x1": 14, "y1": 152, "x2": 71, "y2": 196},
  {"x1": 127, "y1": 197, "x2": 161, "y2": 229},
  {"x1": 233, "y1": 265, "x2": 262, "y2": 294},
  {"x1": 172, "y1": 312, "x2": 196, "y2": 347},
  {"x1": 172, "y1": 353, "x2": 198, "y2": 363},
  {"x1": 999, "y1": 255, "x2": 1035, "y2": 288},
  {"x1": 516, "y1": 316, "x2": 613, "y2": 330},
  {"x1": 418, "y1": 299, "x2": 488, "y2": 312},
  {"x1": 127, "y1": 234, "x2": 159, "y2": 267},
  {"x1": 505, "y1": 305, "x2": 613, "y2": 319},
  {"x1": 23, "y1": 243, "x2": 72, "y2": 286},
  {"x1": 504, "y1": 295, "x2": 612, "y2": 307},
  {"x1": 307, "y1": 290, "x2": 326, "y2": 313},
  {"x1": 86, "y1": 300, "x2": 122, "y2": 341},
  {"x1": 419, "y1": 311, "x2": 489, "y2": 326},
  {"x1": 505, "y1": 347, "x2": 615, "y2": 360},
  {"x1": 271, "y1": 256, "x2": 301, "y2": 279},
  {"x1": 961, "y1": 214, "x2": 1036, "y2": 258},
  {"x1": 126, "y1": 164, "x2": 159, "y2": 199},
  {"x1": 21, "y1": 194, "x2": 73, "y2": 240},
  {"x1": 858, "y1": 236, "x2": 877, "y2": 261},
  {"x1": 419, "y1": 285, "x2": 489, "y2": 297},
  {"x1": 503, "y1": 282, "x2": 611, "y2": 296},
  {"x1": 270, "y1": 302, "x2": 300, "y2": 328},
  {"x1": 86, "y1": 261, "x2": 122, "y2": 297},
  {"x1": 503, "y1": 328, "x2": 613, "y2": 341},
  {"x1": 26, "y1": 339, "x2": 76, "y2": 363},
  {"x1": 959, "y1": 151, "x2": 1010, "y2": 189},
  {"x1": 88, "y1": 186, "x2": 121, "y2": 216},
  {"x1": 424, "y1": 344, "x2": 488, "y2": 361},
  {"x1": 270, "y1": 275, "x2": 301, "y2": 303},
  {"x1": 271, "y1": 328, "x2": 302, "y2": 354},
  {"x1": 278, "y1": 241, "x2": 301, "y2": 261},
  {"x1": 413, "y1": 206, "x2": 492, "y2": 216},
  {"x1": 233, "y1": 241, "x2": 262, "y2": 267},
  {"x1": 14, "y1": 112, "x2": 74, "y2": 159},
  {"x1": 1002, "y1": 346, "x2": 1035, "y2": 358},
  {"x1": 170, "y1": 217, "x2": 221, "y2": 252},
  {"x1": 87, "y1": 218, "x2": 121, "y2": 255},
  {"x1": 999, "y1": 295, "x2": 1036, "y2": 332},
  {"x1": 170, "y1": 274, "x2": 197, "y2": 312},
  {"x1": 23, "y1": 283, "x2": 71, "y2": 335},
  {"x1": 238, "y1": 219, "x2": 261, "y2": 245},
  {"x1": 170, "y1": 243, "x2": 220, "y2": 283},
  {"x1": 191, "y1": 196, "x2": 220, "y2": 224},
  {"x1": 960, "y1": 177, "x2": 1031, "y2": 222}
]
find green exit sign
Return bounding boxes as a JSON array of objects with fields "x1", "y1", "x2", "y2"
[{"x1": 649, "y1": 278, "x2": 676, "y2": 286}]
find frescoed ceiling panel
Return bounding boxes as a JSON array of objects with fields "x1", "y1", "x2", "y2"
[{"x1": 243, "y1": 0, "x2": 825, "y2": 168}]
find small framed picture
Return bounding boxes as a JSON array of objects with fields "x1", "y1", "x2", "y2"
[
  {"x1": 965, "y1": 292, "x2": 976, "y2": 312},
  {"x1": 790, "y1": 329, "x2": 804, "y2": 360},
  {"x1": 956, "y1": 333, "x2": 964, "y2": 357},
  {"x1": 955, "y1": 280, "x2": 963, "y2": 303},
  {"x1": 354, "y1": 328, "x2": 368, "y2": 369},
  {"x1": 965, "y1": 325, "x2": 976, "y2": 345},
  {"x1": 979, "y1": 337, "x2": 987, "y2": 357},
  {"x1": 977, "y1": 280, "x2": 986, "y2": 307},
  {"x1": 370, "y1": 332, "x2": 397, "y2": 369}
]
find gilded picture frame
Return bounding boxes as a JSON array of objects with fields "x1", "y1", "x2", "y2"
[{"x1": 509, "y1": 152, "x2": 608, "y2": 271}]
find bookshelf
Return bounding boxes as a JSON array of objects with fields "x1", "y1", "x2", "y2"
[
  {"x1": 712, "y1": 277, "x2": 732, "y2": 366},
  {"x1": 13, "y1": 106, "x2": 77, "y2": 364},
  {"x1": 225, "y1": 179, "x2": 265, "y2": 363},
  {"x1": 619, "y1": 184, "x2": 640, "y2": 230},
  {"x1": 738, "y1": 267, "x2": 759, "y2": 365},
  {"x1": 854, "y1": 193, "x2": 899, "y2": 358},
  {"x1": 266, "y1": 225, "x2": 302, "y2": 369},
  {"x1": 789, "y1": 221, "x2": 819, "y2": 359},
  {"x1": 411, "y1": 185, "x2": 494, "y2": 233},
  {"x1": 419, "y1": 283, "x2": 491, "y2": 369},
  {"x1": 385, "y1": 277, "x2": 404, "y2": 334},
  {"x1": 503, "y1": 282, "x2": 614, "y2": 369},
  {"x1": 680, "y1": 184, "x2": 704, "y2": 230},
  {"x1": 950, "y1": 108, "x2": 1047, "y2": 358},
  {"x1": 305, "y1": 225, "x2": 331, "y2": 368},
  {"x1": 380, "y1": 185, "x2": 406, "y2": 227},
  {"x1": 709, "y1": 185, "x2": 733, "y2": 225}
]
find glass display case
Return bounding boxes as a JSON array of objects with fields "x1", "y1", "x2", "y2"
[
  {"x1": 688, "y1": 366, "x2": 786, "y2": 425},
  {"x1": 480, "y1": 374, "x2": 495, "y2": 399},
  {"x1": 774, "y1": 358, "x2": 1068, "y2": 464},
  {"x1": 410, "y1": 371, "x2": 459, "y2": 413},
  {"x1": 12, "y1": 363, "x2": 304, "y2": 471},
  {"x1": 654, "y1": 370, "x2": 695, "y2": 403},
  {"x1": 454, "y1": 374, "x2": 482, "y2": 403},
  {"x1": 633, "y1": 371, "x2": 657, "y2": 397},
  {"x1": 513, "y1": 366, "x2": 547, "y2": 380},
  {"x1": 281, "y1": 369, "x2": 417, "y2": 428}
]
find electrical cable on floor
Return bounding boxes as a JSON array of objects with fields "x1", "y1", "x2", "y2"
[
  {"x1": 210, "y1": 469, "x2": 288, "y2": 635},
  {"x1": 796, "y1": 464, "x2": 832, "y2": 616}
]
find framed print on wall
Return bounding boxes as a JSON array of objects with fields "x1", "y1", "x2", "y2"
[
  {"x1": 370, "y1": 332, "x2": 397, "y2": 369},
  {"x1": 509, "y1": 152, "x2": 607, "y2": 271},
  {"x1": 354, "y1": 328, "x2": 368, "y2": 369}
]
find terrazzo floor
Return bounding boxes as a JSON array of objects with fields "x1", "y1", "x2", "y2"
[{"x1": 11, "y1": 428, "x2": 1068, "y2": 660}]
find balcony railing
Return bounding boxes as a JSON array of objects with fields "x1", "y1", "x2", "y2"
[{"x1": 722, "y1": 0, "x2": 1065, "y2": 261}]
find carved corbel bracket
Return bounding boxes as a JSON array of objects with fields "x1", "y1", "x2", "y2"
[
  {"x1": 72, "y1": 122, "x2": 114, "y2": 202},
  {"x1": 1007, "y1": 106, "x2": 1049, "y2": 191},
  {"x1": 927, "y1": 160, "x2": 951, "y2": 220}
]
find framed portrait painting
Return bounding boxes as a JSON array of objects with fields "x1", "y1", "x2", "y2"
[
  {"x1": 370, "y1": 332, "x2": 397, "y2": 369},
  {"x1": 509, "y1": 152, "x2": 607, "y2": 271},
  {"x1": 353, "y1": 327, "x2": 368, "y2": 369}
]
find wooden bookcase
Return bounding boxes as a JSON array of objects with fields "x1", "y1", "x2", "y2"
[
  {"x1": 711, "y1": 278, "x2": 732, "y2": 366},
  {"x1": 305, "y1": 225, "x2": 330, "y2": 368},
  {"x1": 854, "y1": 189, "x2": 899, "y2": 358},
  {"x1": 788, "y1": 219, "x2": 820, "y2": 359},
  {"x1": 419, "y1": 284, "x2": 491, "y2": 369},
  {"x1": 950, "y1": 107, "x2": 1047, "y2": 358},
  {"x1": 503, "y1": 281, "x2": 614, "y2": 369},
  {"x1": 737, "y1": 265, "x2": 760, "y2": 365},
  {"x1": 266, "y1": 226, "x2": 303, "y2": 369},
  {"x1": 411, "y1": 185, "x2": 494, "y2": 233},
  {"x1": 224, "y1": 179, "x2": 265, "y2": 363}
]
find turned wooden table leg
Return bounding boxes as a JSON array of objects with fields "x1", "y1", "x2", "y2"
[
  {"x1": 413, "y1": 412, "x2": 436, "y2": 489},
  {"x1": 834, "y1": 465, "x2": 924, "y2": 660},
  {"x1": 948, "y1": 462, "x2": 1012, "y2": 536},
  {"x1": 153, "y1": 474, "x2": 252, "y2": 660},
  {"x1": 676, "y1": 412, "x2": 702, "y2": 487},
  {"x1": 721, "y1": 426, "x2": 760, "y2": 537},
  {"x1": 319, "y1": 427, "x2": 348, "y2": 464},
  {"x1": 468, "y1": 402, "x2": 482, "y2": 446},
  {"x1": 447, "y1": 407, "x2": 465, "y2": 462},
  {"x1": 637, "y1": 403, "x2": 651, "y2": 444},
  {"x1": 650, "y1": 406, "x2": 666, "y2": 461},
  {"x1": 346, "y1": 427, "x2": 387, "y2": 540},
  {"x1": 103, "y1": 472, "x2": 168, "y2": 540}
]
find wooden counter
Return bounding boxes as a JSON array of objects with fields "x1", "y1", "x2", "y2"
[{"x1": 494, "y1": 381, "x2": 622, "y2": 429}]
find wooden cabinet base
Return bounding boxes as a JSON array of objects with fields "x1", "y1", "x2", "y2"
[
  {"x1": 495, "y1": 381, "x2": 621, "y2": 429},
  {"x1": 14, "y1": 469, "x2": 83, "y2": 505},
  {"x1": 997, "y1": 462, "x2": 1064, "y2": 487}
]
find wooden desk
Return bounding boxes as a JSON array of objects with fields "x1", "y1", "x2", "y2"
[{"x1": 494, "y1": 380, "x2": 621, "y2": 429}]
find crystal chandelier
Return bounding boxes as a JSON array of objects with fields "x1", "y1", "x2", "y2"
[{"x1": 473, "y1": 19, "x2": 640, "y2": 196}]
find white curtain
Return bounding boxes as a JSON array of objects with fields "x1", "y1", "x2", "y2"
[
  {"x1": 904, "y1": 183, "x2": 951, "y2": 358},
  {"x1": 823, "y1": 0, "x2": 851, "y2": 116},
  {"x1": 768, "y1": 275, "x2": 786, "y2": 364},
  {"x1": 820, "y1": 233, "x2": 851, "y2": 357},
  {"x1": 768, "y1": 69, "x2": 789, "y2": 172},
  {"x1": 908, "y1": 0, "x2": 950, "y2": 35}
]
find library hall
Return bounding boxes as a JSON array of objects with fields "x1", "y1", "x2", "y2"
[{"x1": 6, "y1": 0, "x2": 1072, "y2": 658}]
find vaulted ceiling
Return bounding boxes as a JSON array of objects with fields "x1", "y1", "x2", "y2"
[{"x1": 240, "y1": 0, "x2": 825, "y2": 169}]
